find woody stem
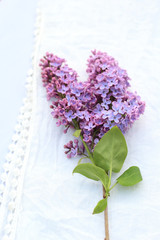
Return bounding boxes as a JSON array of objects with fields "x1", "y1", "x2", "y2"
[{"x1": 103, "y1": 186, "x2": 109, "y2": 240}]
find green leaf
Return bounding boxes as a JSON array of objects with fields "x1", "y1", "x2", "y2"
[
  {"x1": 93, "y1": 198, "x2": 107, "y2": 214},
  {"x1": 73, "y1": 163, "x2": 109, "y2": 191},
  {"x1": 73, "y1": 129, "x2": 81, "y2": 137},
  {"x1": 93, "y1": 126, "x2": 128, "y2": 173},
  {"x1": 117, "y1": 166, "x2": 142, "y2": 186}
]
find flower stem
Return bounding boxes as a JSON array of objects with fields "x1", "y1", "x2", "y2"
[
  {"x1": 80, "y1": 135, "x2": 94, "y2": 163},
  {"x1": 103, "y1": 186, "x2": 109, "y2": 240},
  {"x1": 72, "y1": 119, "x2": 94, "y2": 163}
]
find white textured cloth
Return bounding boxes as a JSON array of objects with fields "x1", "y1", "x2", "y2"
[{"x1": 1, "y1": 0, "x2": 160, "y2": 240}]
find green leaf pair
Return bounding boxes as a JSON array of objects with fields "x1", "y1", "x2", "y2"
[
  {"x1": 73, "y1": 126, "x2": 142, "y2": 214},
  {"x1": 73, "y1": 163, "x2": 109, "y2": 214}
]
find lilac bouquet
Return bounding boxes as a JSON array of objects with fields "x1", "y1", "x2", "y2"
[{"x1": 40, "y1": 50, "x2": 145, "y2": 240}]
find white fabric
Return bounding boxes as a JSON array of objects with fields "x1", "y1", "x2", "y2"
[{"x1": 1, "y1": 0, "x2": 160, "y2": 239}]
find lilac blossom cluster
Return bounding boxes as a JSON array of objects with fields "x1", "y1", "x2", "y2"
[{"x1": 40, "y1": 50, "x2": 145, "y2": 158}]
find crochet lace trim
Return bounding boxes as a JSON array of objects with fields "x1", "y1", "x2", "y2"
[{"x1": 0, "y1": 9, "x2": 42, "y2": 240}]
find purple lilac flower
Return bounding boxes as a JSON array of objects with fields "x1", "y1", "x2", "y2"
[
  {"x1": 84, "y1": 121, "x2": 96, "y2": 131},
  {"x1": 65, "y1": 110, "x2": 75, "y2": 122},
  {"x1": 58, "y1": 84, "x2": 69, "y2": 94},
  {"x1": 40, "y1": 50, "x2": 145, "y2": 158},
  {"x1": 101, "y1": 98, "x2": 111, "y2": 110},
  {"x1": 97, "y1": 88, "x2": 109, "y2": 98}
]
